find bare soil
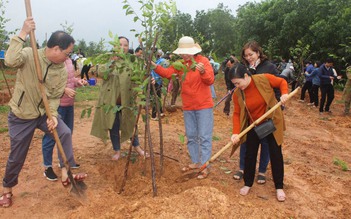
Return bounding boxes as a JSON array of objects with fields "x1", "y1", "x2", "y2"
[{"x1": 0, "y1": 77, "x2": 351, "y2": 218}]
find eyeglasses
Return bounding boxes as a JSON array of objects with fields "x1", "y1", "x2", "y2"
[{"x1": 60, "y1": 49, "x2": 72, "y2": 57}]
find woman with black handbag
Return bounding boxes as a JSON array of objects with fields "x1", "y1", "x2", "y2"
[{"x1": 230, "y1": 64, "x2": 289, "y2": 202}]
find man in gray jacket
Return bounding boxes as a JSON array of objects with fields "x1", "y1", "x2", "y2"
[{"x1": 0, "y1": 17, "x2": 86, "y2": 208}]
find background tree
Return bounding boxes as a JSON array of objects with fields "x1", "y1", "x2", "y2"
[{"x1": 0, "y1": 0, "x2": 17, "y2": 50}]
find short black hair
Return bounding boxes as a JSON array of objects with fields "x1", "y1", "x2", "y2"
[
  {"x1": 325, "y1": 57, "x2": 334, "y2": 63},
  {"x1": 47, "y1": 31, "x2": 75, "y2": 50},
  {"x1": 135, "y1": 47, "x2": 142, "y2": 53}
]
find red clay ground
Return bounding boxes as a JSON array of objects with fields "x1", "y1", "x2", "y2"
[{"x1": 0, "y1": 76, "x2": 351, "y2": 218}]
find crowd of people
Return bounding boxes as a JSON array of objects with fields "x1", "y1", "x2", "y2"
[{"x1": 1, "y1": 17, "x2": 350, "y2": 207}]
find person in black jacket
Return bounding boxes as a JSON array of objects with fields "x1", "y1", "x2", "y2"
[
  {"x1": 318, "y1": 58, "x2": 341, "y2": 114},
  {"x1": 223, "y1": 54, "x2": 239, "y2": 116}
]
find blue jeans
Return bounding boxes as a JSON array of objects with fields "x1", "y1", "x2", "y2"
[
  {"x1": 183, "y1": 108, "x2": 213, "y2": 165},
  {"x1": 210, "y1": 84, "x2": 216, "y2": 99},
  {"x1": 109, "y1": 111, "x2": 139, "y2": 151},
  {"x1": 239, "y1": 137, "x2": 270, "y2": 173},
  {"x1": 42, "y1": 106, "x2": 76, "y2": 168}
]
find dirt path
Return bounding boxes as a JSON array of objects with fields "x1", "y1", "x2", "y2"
[{"x1": 0, "y1": 78, "x2": 351, "y2": 218}]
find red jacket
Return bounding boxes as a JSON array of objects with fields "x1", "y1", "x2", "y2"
[{"x1": 155, "y1": 54, "x2": 214, "y2": 110}]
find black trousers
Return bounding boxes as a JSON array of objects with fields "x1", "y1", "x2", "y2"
[
  {"x1": 223, "y1": 92, "x2": 233, "y2": 115},
  {"x1": 300, "y1": 81, "x2": 313, "y2": 102},
  {"x1": 319, "y1": 83, "x2": 334, "y2": 112},
  {"x1": 80, "y1": 65, "x2": 91, "y2": 80},
  {"x1": 311, "y1": 84, "x2": 320, "y2": 107},
  {"x1": 244, "y1": 129, "x2": 284, "y2": 189},
  {"x1": 151, "y1": 83, "x2": 163, "y2": 118}
]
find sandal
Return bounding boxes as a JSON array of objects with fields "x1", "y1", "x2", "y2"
[
  {"x1": 197, "y1": 169, "x2": 209, "y2": 180},
  {"x1": 61, "y1": 173, "x2": 88, "y2": 187},
  {"x1": 0, "y1": 192, "x2": 13, "y2": 208},
  {"x1": 257, "y1": 173, "x2": 266, "y2": 184},
  {"x1": 276, "y1": 189, "x2": 286, "y2": 202},
  {"x1": 181, "y1": 163, "x2": 199, "y2": 172},
  {"x1": 233, "y1": 170, "x2": 243, "y2": 180}
]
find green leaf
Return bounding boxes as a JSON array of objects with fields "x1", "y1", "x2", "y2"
[
  {"x1": 145, "y1": 3, "x2": 153, "y2": 10},
  {"x1": 178, "y1": 134, "x2": 185, "y2": 144},
  {"x1": 80, "y1": 109, "x2": 86, "y2": 118},
  {"x1": 172, "y1": 61, "x2": 185, "y2": 71},
  {"x1": 87, "y1": 107, "x2": 92, "y2": 118},
  {"x1": 133, "y1": 87, "x2": 143, "y2": 92}
]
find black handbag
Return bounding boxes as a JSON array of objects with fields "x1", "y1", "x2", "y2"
[
  {"x1": 241, "y1": 90, "x2": 276, "y2": 140},
  {"x1": 254, "y1": 119, "x2": 276, "y2": 139}
]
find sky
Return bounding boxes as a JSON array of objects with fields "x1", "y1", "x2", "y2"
[{"x1": 4, "y1": 0, "x2": 259, "y2": 49}]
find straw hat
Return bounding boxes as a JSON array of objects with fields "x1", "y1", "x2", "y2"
[{"x1": 173, "y1": 36, "x2": 202, "y2": 55}]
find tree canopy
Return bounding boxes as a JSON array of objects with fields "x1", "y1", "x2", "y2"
[{"x1": 158, "y1": 0, "x2": 351, "y2": 71}]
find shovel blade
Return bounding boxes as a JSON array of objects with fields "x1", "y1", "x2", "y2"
[
  {"x1": 70, "y1": 181, "x2": 87, "y2": 198},
  {"x1": 175, "y1": 172, "x2": 199, "y2": 183}
]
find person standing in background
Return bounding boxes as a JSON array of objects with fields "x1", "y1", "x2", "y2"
[
  {"x1": 42, "y1": 58, "x2": 88, "y2": 181},
  {"x1": 223, "y1": 55, "x2": 239, "y2": 116}
]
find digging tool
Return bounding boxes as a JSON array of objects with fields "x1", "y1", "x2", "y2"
[
  {"x1": 24, "y1": 0, "x2": 86, "y2": 197},
  {"x1": 214, "y1": 87, "x2": 235, "y2": 108},
  {"x1": 176, "y1": 87, "x2": 300, "y2": 182}
]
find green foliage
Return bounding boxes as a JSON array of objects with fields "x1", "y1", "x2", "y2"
[
  {"x1": 0, "y1": 105, "x2": 9, "y2": 113},
  {"x1": 74, "y1": 39, "x2": 106, "y2": 57},
  {"x1": 75, "y1": 85, "x2": 100, "y2": 102},
  {"x1": 0, "y1": 0, "x2": 17, "y2": 49},
  {"x1": 0, "y1": 127, "x2": 8, "y2": 133},
  {"x1": 80, "y1": 106, "x2": 93, "y2": 119},
  {"x1": 212, "y1": 135, "x2": 221, "y2": 141},
  {"x1": 333, "y1": 157, "x2": 349, "y2": 171},
  {"x1": 178, "y1": 134, "x2": 185, "y2": 144},
  {"x1": 60, "y1": 21, "x2": 74, "y2": 35}
]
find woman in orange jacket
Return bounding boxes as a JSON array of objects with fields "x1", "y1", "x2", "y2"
[{"x1": 152, "y1": 36, "x2": 214, "y2": 179}]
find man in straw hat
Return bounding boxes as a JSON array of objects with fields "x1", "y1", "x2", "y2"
[{"x1": 152, "y1": 36, "x2": 214, "y2": 179}]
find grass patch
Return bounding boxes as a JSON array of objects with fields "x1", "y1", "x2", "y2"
[
  {"x1": 75, "y1": 85, "x2": 100, "y2": 102},
  {"x1": 0, "y1": 105, "x2": 10, "y2": 113},
  {"x1": 0, "y1": 127, "x2": 8, "y2": 133},
  {"x1": 212, "y1": 135, "x2": 221, "y2": 141},
  {"x1": 333, "y1": 157, "x2": 349, "y2": 171}
]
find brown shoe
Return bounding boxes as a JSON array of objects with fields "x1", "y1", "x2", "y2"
[{"x1": 0, "y1": 192, "x2": 13, "y2": 208}]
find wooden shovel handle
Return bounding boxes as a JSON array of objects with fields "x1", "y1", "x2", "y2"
[{"x1": 198, "y1": 87, "x2": 300, "y2": 172}]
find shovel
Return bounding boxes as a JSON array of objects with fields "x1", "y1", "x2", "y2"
[
  {"x1": 176, "y1": 87, "x2": 300, "y2": 182},
  {"x1": 24, "y1": 0, "x2": 86, "y2": 197}
]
